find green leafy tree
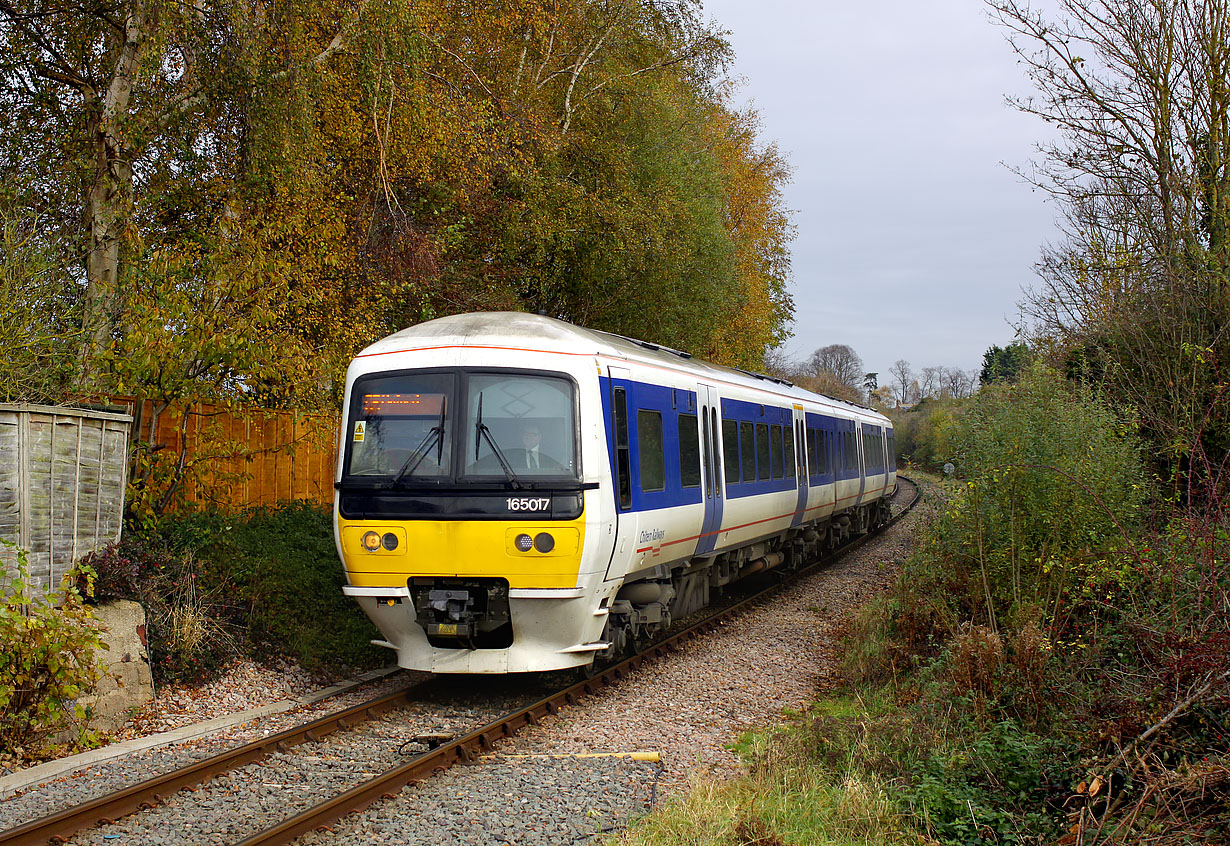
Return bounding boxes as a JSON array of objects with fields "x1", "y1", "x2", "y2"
[{"x1": 979, "y1": 342, "x2": 1031, "y2": 385}]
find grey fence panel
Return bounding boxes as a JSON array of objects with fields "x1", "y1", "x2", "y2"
[{"x1": 0, "y1": 404, "x2": 132, "y2": 594}]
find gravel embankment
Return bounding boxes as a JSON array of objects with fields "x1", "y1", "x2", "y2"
[
  {"x1": 297, "y1": 486, "x2": 926, "y2": 845},
  {"x1": 2, "y1": 482, "x2": 924, "y2": 845}
]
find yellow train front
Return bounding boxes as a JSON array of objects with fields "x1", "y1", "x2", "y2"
[{"x1": 333, "y1": 313, "x2": 619, "y2": 673}]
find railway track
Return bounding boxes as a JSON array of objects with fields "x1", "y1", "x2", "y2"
[{"x1": 1, "y1": 476, "x2": 921, "y2": 846}]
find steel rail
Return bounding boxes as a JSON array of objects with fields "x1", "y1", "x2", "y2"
[
  {"x1": 235, "y1": 476, "x2": 923, "y2": 846},
  {"x1": 0, "y1": 684, "x2": 427, "y2": 846},
  {"x1": 3, "y1": 477, "x2": 920, "y2": 846}
]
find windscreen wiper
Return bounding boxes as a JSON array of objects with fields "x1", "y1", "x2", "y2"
[
  {"x1": 391, "y1": 397, "x2": 447, "y2": 486},
  {"x1": 474, "y1": 392, "x2": 523, "y2": 489}
]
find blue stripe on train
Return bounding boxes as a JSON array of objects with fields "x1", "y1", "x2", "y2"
[
  {"x1": 601, "y1": 375, "x2": 880, "y2": 515},
  {"x1": 600, "y1": 375, "x2": 704, "y2": 512}
]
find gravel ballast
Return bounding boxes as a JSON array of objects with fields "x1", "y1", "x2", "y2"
[
  {"x1": 1, "y1": 483, "x2": 924, "y2": 845},
  {"x1": 300, "y1": 488, "x2": 924, "y2": 845}
]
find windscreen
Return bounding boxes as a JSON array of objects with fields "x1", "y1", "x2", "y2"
[
  {"x1": 346, "y1": 373, "x2": 453, "y2": 478},
  {"x1": 463, "y1": 373, "x2": 577, "y2": 478}
]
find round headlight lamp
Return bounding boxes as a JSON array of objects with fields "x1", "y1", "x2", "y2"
[
  {"x1": 515, "y1": 533, "x2": 534, "y2": 552},
  {"x1": 534, "y1": 532, "x2": 555, "y2": 553},
  {"x1": 361, "y1": 530, "x2": 382, "y2": 552},
  {"x1": 382, "y1": 532, "x2": 399, "y2": 551}
]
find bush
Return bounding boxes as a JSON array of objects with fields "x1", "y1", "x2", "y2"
[
  {"x1": 890, "y1": 397, "x2": 965, "y2": 471},
  {"x1": 189, "y1": 502, "x2": 384, "y2": 672},
  {"x1": 932, "y1": 362, "x2": 1147, "y2": 628},
  {"x1": 89, "y1": 500, "x2": 383, "y2": 681},
  {"x1": 1, "y1": 544, "x2": 105, "y2": 758},
  {"x1": 88, "y1": 537, "x2": 242, "y2": 684},
  {"x1": 906, "y1": 718, "x2": 1071, "y2": 845}
]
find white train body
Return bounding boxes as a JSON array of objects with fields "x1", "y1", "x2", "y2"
[{"x1": 334, "y1": 313, "x2": 896, "y2": 673}]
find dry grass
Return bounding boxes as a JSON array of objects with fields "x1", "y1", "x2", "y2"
[{"x1": 611, "y1": 738, "x2": 925, "y2": 846}]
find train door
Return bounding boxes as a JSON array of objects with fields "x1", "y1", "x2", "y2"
[
  {"x1": 855, "y1": 421, "x2": 867, "y2": 504},
  {"x1": 605, "y1": 366, "x2": 639, "y2": 580},
  {"x1": 791, "y1": 405, "x2": 808, "y2": 526},
  {"x1": 695, "y1": 384, "x2": 724, "y2": 555}
]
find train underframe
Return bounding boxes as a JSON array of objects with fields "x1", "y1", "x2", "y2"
[{"x1": 594, "y1": 497, "x2": 894, "y2": 662}]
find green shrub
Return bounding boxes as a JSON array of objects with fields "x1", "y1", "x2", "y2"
[
  {"x1": 88, "y1": 500, "x2": 383, "y2": 682},
  {"x1": 934, "y1": 362, "x2": 1147, "y2": 628},
  {"x1": 906, "y1": 718, "x2": 1071, "y2": 846},
  {"x1": 197, "y1": 502, "x2": 384, "y2": 672},
  {"x1": 0, "y1": 544, "x2": 105, "y2": 758}
]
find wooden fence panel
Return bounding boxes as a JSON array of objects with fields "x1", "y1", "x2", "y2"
[{"x1": 125, "y1": 399, "x2": 339, "y2": 513}]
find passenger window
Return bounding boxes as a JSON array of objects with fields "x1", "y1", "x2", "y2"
[
  {"x1": 756, "y1": 423, "x2": 771, "y2": 480},
  {"x1": 722, "y1": 419, "x2": 740, "y2": 483},
  {"x1": 740, "y1": 421, "x2": 755, "y2": 482},
  {"x1": 807, "y1": 428, "x2": 819, "y2": 476},
  {"x1": 678, "y1": 414, "x2": 700, "y2": 488},
  {"x1": 638, "y1": 410, "x2": 665, "y2": 492},
  {"x1": 784, "y1": 425, "x2": 796, "y2": 479},
  {"x1": 771, "y1": 425, "x2": 784, "y2": 479}
]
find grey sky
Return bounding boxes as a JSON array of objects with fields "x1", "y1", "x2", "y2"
[{"x1": 701, "y1": 0, "x2": 1062, "y2": 384}]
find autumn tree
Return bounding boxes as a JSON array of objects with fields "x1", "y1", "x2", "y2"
[
  {"x1": 700, "y1": 105, "x2": 795, "y2": 368},
  {"x1": 1, "y1": 0, "x2": 795, "y2": 425}
]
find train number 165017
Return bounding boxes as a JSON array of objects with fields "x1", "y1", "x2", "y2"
[{"x1": 506, "y1": 497, "x2": 551, "y2": 512}]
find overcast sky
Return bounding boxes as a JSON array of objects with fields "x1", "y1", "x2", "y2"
[{"x1": 700, "y1": 0, "x2": 1063, "y2": 383}]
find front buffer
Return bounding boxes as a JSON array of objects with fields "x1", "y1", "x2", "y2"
[{"x1": 337, "y1": 514, "x2": 607, "y2": 673}]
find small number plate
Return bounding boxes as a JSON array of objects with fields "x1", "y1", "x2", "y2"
[{"x1": 436, "y1": 623, "x2": 458, "y2": 636}]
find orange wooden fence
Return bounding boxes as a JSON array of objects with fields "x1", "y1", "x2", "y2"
[{"x1": 121, "y1": 399, "x2": 340, "y2": 511}]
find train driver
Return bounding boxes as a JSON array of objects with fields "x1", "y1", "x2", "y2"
[{"x1": 519, "y1": 423, "x2": 562, "y2": 471}]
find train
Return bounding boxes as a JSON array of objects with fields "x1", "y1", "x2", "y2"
[{"x1": 333, "y1": 312, "x2": 897, "y2": 673}]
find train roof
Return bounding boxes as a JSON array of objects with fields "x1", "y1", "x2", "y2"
[{"x1": 357, "y1": 312, "x2": 891, "y2": 426}]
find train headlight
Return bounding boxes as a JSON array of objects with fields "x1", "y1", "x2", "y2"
[
  {"x1": 361, "y1": 531, "x2": 381, "y2": 552},
  {"x1": 534, "y1": 532, "x2": 555, "y2": 553},
  {"x1": 515, "y1": 533, "x2": 534, "y2": 552},
  {"x1": 382, "y1": 532, "x2": 399, "y2": 551}
]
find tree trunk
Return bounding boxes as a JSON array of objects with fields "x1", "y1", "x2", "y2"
[
  {"x1": 81, "y1": 120, "x2": 134, "y2": 375},
  {"x1": 77, "y1": 0, "x2": 147, "y2": 382}
]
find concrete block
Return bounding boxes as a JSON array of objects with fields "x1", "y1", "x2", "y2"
[{"x1": 79, "y1": 600, "x2": 154, "y2": 732}]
